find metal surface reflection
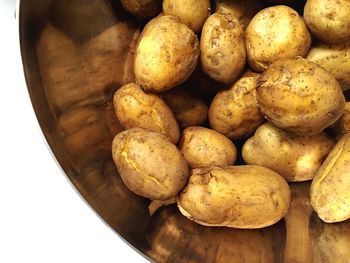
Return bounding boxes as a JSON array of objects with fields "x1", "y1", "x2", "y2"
[
  {"x1": 19, "y1": 0, "x2": 350, "y2": 262},
  {"x1": 145, "y1": 206, "x2": 285, "y2": 263}
]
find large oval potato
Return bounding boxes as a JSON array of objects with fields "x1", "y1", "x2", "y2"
[
  {"x1": 246, "y1": 5, "x2": 311, "y2": 72},
  {"x1": 311, "y1": 133, "x2": 350, "y2": 223},
  {"x1": 242, "y1": 123, "x2": 335, "y2": 182},
  {"x1": 307, "y1": 42, "x2": 350, "y2": 91},
  {"x1": 256, "y1": 58, "x2": 345, "y2": 135},
  {"x1": 200, "y1": 13, "x2": 246, "y2": 84},
  {"x1": 304, "y1": 0, "x2": 350, "y2": 44},
  {"x1": 113, "y1": 83, "x2": 180, "y2": 144},
  {"x1": 161, "y1": 87, "x2": 208, "y2": 128},
  {"x1": 163, "y1": 0, "x2": 211, "y2": 33},
  {"x1": 134, "y1": 15, "x2": 199, "y2": 92},
  {"x1": 177, "y1": 165, "x2": 290, "y2": 229},
  {"x1": 215, "y1": 0, "x2": 265, "y2": 29},
  {"x1": 209, "y1": 71, "x2": 264, "y2": 140},
  {"x1": 120, "y1": 0, "x2": 161, "y2": 18},
  {"x1": 179, "y1": 126, "x2": 237, "y2": 168},
  {"x1": 112, "y1": 128, "x2": 189, "y2": 201}
]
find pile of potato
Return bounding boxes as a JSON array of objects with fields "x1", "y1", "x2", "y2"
[{"x1": 112, "y1": 0, "x2": 350, "y2": 229}]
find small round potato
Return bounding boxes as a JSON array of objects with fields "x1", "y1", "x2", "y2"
[
  {"x1": 209, "y1": 71, "x2": 264, "y2": 140},
  {"x1": 163, "y1": 0, "x2": 211, "y2": 33},
  {"x1": 179, "y1": 126, "x2": 237, "y2": 168},
  {"x1": 256, "y1": 58, "x2": 345, "y2": 135},
  {"x1": 304, "y1": 0, "x2": 350, "y2": 44},
  {"x1": 307, "y1": 41, "x2": 350, "y2": 91},
  {"x1": 113, "y1": 83, "x2": 180, "y2": 143},
  {"x1": 177, "y1": 165, "x2": 291, "y2": 229},
  {"x1": 200, "y1": 13, "x2": 246, "y2": 84},
  {"x1": 215, "y1": 0, "x2": 265, "y2": 29},
  {"x1": 161, "y1": 88, "x2": 208, "y2": 128},
  {"x1": 120, "y1": 0, "x2": 161, "y2": 18},
  {"x1": 134, "y1": 15, "x2": 199, "y2": 92},
  {"x1": 311, "y1": 133, "x2": 350, "y2": 223},
  {"x1": 112, "y1": 128, "x2": 189, "y2": 201},
  {"x1": 242, "y1": 123, "x2": 335, "y2": 182},
  {"x1": 246, "y1": 5, "x2": 311, "y2": 72}
]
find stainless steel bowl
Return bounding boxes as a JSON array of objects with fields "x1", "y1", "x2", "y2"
[{"x1": 20, "y1": 1, "x2": 350, "y2": 262}]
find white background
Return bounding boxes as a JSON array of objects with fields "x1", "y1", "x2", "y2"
[{"x1": 0, "y1": 1, "x2": 147, "y2": 262}]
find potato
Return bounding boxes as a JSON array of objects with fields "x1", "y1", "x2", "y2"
[
  {"x1": 304, "y1": 0, "x2": 350, "y2": 44},
  {"x1": 134, "y1": 15, "x2": 199, "y2": 92},
  {"x1": 200, "y1": 13, "x2": 246, "y2": 84},
  {"x1": 120, "y1": 0, "x2": 161, "y2": 18},
  {"x1": 161, "y1": 87, "x2": 208, "y2": 128},
  {"x1": 311, "y1": 133, "x2": 350, "y2": 223},
  {"x1": 215, "y1": 0, "x2": 265, "y2": 29},
  {"x1": 177, "y1": 165, "x2": 290, "y2": 229},
  {"x1": 307, "y1": 42, "x2": 350, "y2": 91},
  {"x1": 331, "y1": 102, "x2": 350, "y2": 139},
  {"x1": 256, "y1": 58, "x2": 345, "y2": 135},
  {"x1": 179, "y1": 126, "x2": 237, "y2": 168},
  {"x1": 163, "y1": 0, "x2": 211, "y2": 33},
  {"x1": 113, "y1": 83, "x2": 180, "y2": 144},
  {"x1": 112, "y1": 128, "x2": 189, "y2": 201},
  {"x1": 245, "y1": 5, "x2": 311, "y2": 72},
  {"x1": 242, "y1": 123, "x2": 335, "y2": 182},
  {"x1": 209, "y1": 71, "x2": 264, "y2": 140}
]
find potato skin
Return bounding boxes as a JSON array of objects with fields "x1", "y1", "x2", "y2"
[
  {"x1": 179, "y1": 126, "x2": 237, "y2": 168},
  {"x1": 307, "y1": 42, "x2": 350, "y2": 91},
  {"x1": 113, "y1": 83, "x2": 180, "y2": 144},
  {"x1": 163, "y1": 0, "x2": 211, "y2": 33},
  {"x1": 215, "y1": 0, "x2": 265, "y2": 29},
  {"x1": 242, "y1": 123, "x2": 335, "y2": 182},
  {"x1": 209, "y1": 71, "x2": 264, "y2": 140},
  {"x1": 256, "y1": 58, "x2": 345, "y2": 135},
  {"x1": 304, "y1": 0, "x2": 350, "y2": 44},
  {"x1": 200, "y1": 13, "x2": 246, "y2": 84},
  {"x1": 120, "y1": 0, "x2": 161, "y2": 18},
  {"x1": 246, "y1": 5, "x2": 311, "y2": 72},
  {"x1": 177, "y1": 165, "x2": 291, "y2": 229},
  {"x1": 112, "y1": 128, "x2": 189, "y2": 201},
  {"x1": 311, "y1": 133, "x2": 350, "y2": 223},
  {"x1": 134, "y1": 15, "x2": 199, "y2": 92},
  {"x1": 161, "y1": 88, "x2": 208, "y2": 128}
]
